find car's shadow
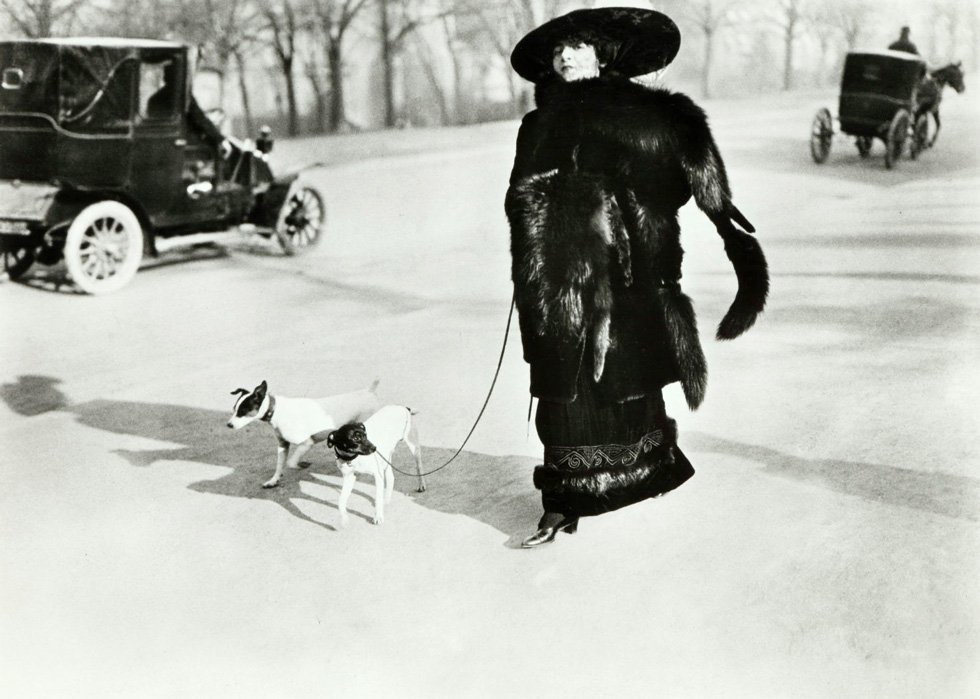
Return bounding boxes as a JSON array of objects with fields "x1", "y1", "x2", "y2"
[
  {"x1": 10, "y1": 238, "x2": 284, "y2": 295},
  {"x1": 0, "y1": 376, "x2": 541, "y2": 538}
]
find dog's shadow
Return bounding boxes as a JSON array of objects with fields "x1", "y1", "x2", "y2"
[{"x1": 52, "y1": 396, "x2": 541, "y2": 537}]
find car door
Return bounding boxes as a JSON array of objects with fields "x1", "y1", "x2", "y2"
[
  {"x1": 131, "y1": 57, "x2": 184, "y2": 228},
  {"x1": 132, "y1": 55, "x2": 228, "y2": 229}
]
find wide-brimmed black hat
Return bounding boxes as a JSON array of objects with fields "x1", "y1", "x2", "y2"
[{"x1": 511, "y1": 7, "x2": 681, "y2": 83}]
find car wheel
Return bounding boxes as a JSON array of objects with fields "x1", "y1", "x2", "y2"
[
  {"x1": 63, "y1": 201, "x2": 144, "y2": 294},
  {"x1": 1, "y1": 241, "x2": 35, "y2": 282},
  {"x1": 275, "y1": 184, "x2": 325, "y2": 256}
]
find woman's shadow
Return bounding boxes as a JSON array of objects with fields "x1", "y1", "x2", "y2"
[
  {"x1": 1, "y1": 378, "x2": 541, "y2": 536},
  {"x1": 683, "y1": 431, "x2": 979, "y2": 522}
]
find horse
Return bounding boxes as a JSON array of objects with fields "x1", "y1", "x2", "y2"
[{"x1": 915, "y1": 62, "x2": 966, "y2": 148}]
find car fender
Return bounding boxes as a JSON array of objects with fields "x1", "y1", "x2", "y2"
[{"x1": 250, "y1": 172, "x2": 299, "y2": 228}]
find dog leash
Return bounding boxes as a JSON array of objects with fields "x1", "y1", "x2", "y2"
[{"x1": 375, "y1": 294, "x2": 516, "y2": 479}]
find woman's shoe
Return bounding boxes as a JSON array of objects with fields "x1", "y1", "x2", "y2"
[{"x1": 521, "y1": 517, "x2": 579, "y2": 548}]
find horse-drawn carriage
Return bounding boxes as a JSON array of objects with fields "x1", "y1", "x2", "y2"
[{"x1": 810, "y1": 50, "x2": 965, "y2": 169}]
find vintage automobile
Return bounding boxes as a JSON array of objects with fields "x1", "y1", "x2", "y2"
[
  {"x1": 0, "y1": 38, "x2": 325, "y2": 293},
  {"x1": 810, "y1": 49, "x2": 929, "y2": 169}
]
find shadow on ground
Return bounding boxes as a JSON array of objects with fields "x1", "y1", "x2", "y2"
[
  {"x1": 0, "y1": 379, "x2": 540, "y2": 536},
  {"x1": 6, "y1": 378, "x2": 973, "y2": 531},
  {"x1": 1, "y1": 375, "x2": 69, "y2": 416},
  {"x1": 685, "y1": 431, "x2": 979, "y2": 522},
  {"x1": 9, "y1": 242, "x2": 277, "y2": 295}
]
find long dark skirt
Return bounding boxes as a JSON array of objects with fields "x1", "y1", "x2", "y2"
[{"x1": 533, "y1": 379, "x2": 694, "y2": 518}]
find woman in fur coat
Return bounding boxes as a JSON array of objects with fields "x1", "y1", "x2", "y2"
[{"x1": 505, "y1": 8, "x2": 769, "y2": 548}]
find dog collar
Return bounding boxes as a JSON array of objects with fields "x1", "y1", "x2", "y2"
[
  {"x1": 332, "y1": 447, "x2": 358, "y2": 463},
  {"x1": 260, "y1": 395, "x2": 276, "y2": 422}
]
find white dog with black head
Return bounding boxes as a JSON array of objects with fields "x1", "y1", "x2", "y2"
[
  {"x1": 327, "y1": 405, "x2": 425, "y2": 527},
  {"x1": 226, "y1": 379, "x2": 380, "y2": 488}
]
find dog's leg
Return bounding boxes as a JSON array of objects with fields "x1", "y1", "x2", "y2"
[
  {"x1": 372, "y1": 467, "x2": 385, "y2": 525},
  {"x1": 286, "y1": 439, "x2": 314, "y2": 470},
  {"x1": 337, "y1": 469, "x2": 356, "y2": 529},
  {"x1": 384, "y1": 463, "x2": 395, "y2": 504},
  {"x1": 263, "y1": 438, "x2": 290, "y2": 488},
  {"x1": 406, "y1": 418, "x2": 426, "y2": 492}
]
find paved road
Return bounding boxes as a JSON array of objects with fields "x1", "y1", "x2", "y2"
[{"x1": 2, "y1": 90, "x2": 978, "y2": 697}]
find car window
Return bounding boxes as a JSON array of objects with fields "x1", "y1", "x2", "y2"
[
  {"x1": 139, "y1": 60, "x2": 178, "y2": 121},
  {"x1": 57, "y1": 46, "x2": 134, "y2": 132}
]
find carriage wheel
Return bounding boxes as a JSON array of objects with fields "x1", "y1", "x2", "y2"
[
  {"x1": 855, "y1": 136, "x2": 873, "y2": 158},
  {"x1": 809, "y1": 108, "x2": 833, "y2": 164},
  {"x1": 909, "y1": 114, "x2": 929, "y2": 160},
  {"x1": 884, "y1": 109, "x2": 910, "y2": 169}
]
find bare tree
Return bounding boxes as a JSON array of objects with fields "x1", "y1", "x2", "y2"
[
  {"x1": 681, "y1": 0, "x2": 743, "y2": 98},
  {"x1": 86, "y1": 0, "x2": 181, "y2": 39},
  {"x1": 832, "y1": 0, "x2": 872, "y2": 52},
  {"x1": 767, "y1": 0, "x2": 808, "y2": 91},
  {"x1": 309, "y1": 0, "x2": 372, "y2": 132},
  {"x1": 465, "y1": 0, "x2": 572, "y2": 115},
  {"x1": 411, "y1": 30, "x2": 452, "y2": 124},
  {"x1": 413, "y1": 0, "x2": 492, "y2": 125},
  {"x1": 233, "y1": 48, "x2": 255, "y2": 134},
  {"x1": 1, "y1": 0, "x2": 86, "y2": 36},
  {"x1": 302, "y1": 44, "x2": 328, "y2": 133},
  {"x1": 377, "y1": 0, "x2": 449, "y2": 127},
  {"x1": 170, "y1": 0, "x2": 262, "y2": 120},
  {"x1": 263, "y1": 0, "x2": 305, "y2": 136},
  {"x1": 929, "y1": 0, "x2": 968, "y2": 61},
  {"x1": 806, "y1": 3, "x2": 839, "y2": 86}
]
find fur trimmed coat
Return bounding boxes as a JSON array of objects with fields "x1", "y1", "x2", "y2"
[{"x1": 506, "y1": 76, "x2": 768, "y2": 408}]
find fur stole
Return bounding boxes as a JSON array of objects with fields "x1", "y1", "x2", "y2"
[
  {"x1": 506, "y1": 168, "x2": 707, "y2": 409},
  {"x1": 530, "y1": 77, "x2": 769, "y2": 344},
  {"x1": 505, "y1": 169, "x2": 629, "y2": 382}
]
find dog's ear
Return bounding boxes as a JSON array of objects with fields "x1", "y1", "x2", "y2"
[
  {"x1": 254, "y1": 381, "x2": 267, "y2": 397},
  {"x1": 230, "y1": 388, "x2": 249, "y2": 397}
]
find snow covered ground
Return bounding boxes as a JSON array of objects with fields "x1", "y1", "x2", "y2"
[{"x1": 1, "y1": 88, "x2": 978, "y2": 697}]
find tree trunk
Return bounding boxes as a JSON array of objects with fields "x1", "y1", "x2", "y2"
[
  {"x1": 380, "y1": 0, "x2": 396, "y2": 128},
  {"x1": 702, "y1": 28, "x2": 714, "y2": 99},
  {"x1": 327, "y1": 41, "x2": 345, "y2": 132},
  {"x1": 284, "y1": 60, "x2": 299, "y2": 136},
  {"x1": 234, "y1": 50, "x2": 254, "y2": 136},
  {"x1": 783, "y1": 27, "x2": 794, "y2": 90},
  {"x1": 305, "y1": 58, "x2": 327, "y2": 134}
]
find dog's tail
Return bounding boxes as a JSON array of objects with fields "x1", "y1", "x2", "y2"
[{"x1": 368, "y1": 378, "x2": 381, "y2": 393}]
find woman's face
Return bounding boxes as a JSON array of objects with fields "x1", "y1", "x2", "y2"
[{"x1": 552, "y1": 42, "x2": 601, "y2": 82}]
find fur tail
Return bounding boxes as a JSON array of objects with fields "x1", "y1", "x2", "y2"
[
  {"x1": 661, "y1": 287, "x2": 708, "y2": 410},
  {"x1": 716, "y1": 227, "x2": 769, "y2": 340}
]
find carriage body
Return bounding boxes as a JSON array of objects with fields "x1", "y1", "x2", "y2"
[
  {"x1": 810, "y1": 50, "x2": 929, "y2": 169},
  {"x1": 837, "y1": 51, "x2": 926, "y2": 137}
]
